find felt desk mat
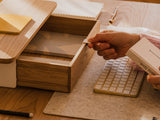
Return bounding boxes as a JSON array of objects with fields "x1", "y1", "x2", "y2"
[{"x1": 43, "y1": 53, "x2": 160, "y2": 120}]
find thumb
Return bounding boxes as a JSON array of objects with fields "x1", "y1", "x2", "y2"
[{"x1": 88, "y1": 33, "x2": 111, "y2": 43}]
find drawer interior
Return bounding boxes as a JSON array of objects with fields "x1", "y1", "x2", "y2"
[{"x1": 21, "y1": 16, "x2": 96, "y2": 65}]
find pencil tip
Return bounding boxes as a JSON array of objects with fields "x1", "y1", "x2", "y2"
[{"x1": 29, "y1": 113, "x2": 34, "y2": 117}]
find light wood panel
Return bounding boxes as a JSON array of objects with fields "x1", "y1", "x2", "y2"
[
  {"x1": 0, "y1": 0, "x2": 56, "y2": 63},
  {"x1": 112, "y1": 1, "x2": 160, "y2": 32},
  {"x1": 17, "y1": 55, "x2": 70, "y2": 92},
  {"x1": 0, "y1": 1, "x2": 160, "y2": 120},
  {"x1": 70, "y1": 21, "x2": 100, "y2": 90},
  {"x1": 0, "y1": 87, "x2": 79, "y2": 120},
  {"x1": 17, "y1": 16, "x2": 99, "y2": 92},
  {"x1": 41, "y1": 16, "x2": 97, "y2": 36},
  {"x1": 0, "y1": 14, "x2": 32, "y2": 34}
]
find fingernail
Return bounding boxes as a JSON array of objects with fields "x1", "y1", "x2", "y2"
[
  {"x1": 88, "y1": 38, "x2": 94, "y2": 42},
  {"x1": 97, "y1": 43, "x2": 101, "y2": 46}
]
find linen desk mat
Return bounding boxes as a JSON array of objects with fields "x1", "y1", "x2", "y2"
[{"x1": 44, "y1": 53, "x2": 160, "y2": 120}]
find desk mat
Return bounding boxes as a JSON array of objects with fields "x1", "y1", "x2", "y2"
[{"x1": 43, "y1": 53, "x2": 160, "y2": 120}]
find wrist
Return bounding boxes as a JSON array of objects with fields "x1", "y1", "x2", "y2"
[
  {"x1": 124, "y1": 34, "x2": 140, "y2": 53},
  {"x1": 131, "y1": 34, "x2": 140, "y2": 46}
]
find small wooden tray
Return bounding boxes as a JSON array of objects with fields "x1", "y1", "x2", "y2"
[{"x1": 17, "y1": 16, "x2": 100, "y2": 92}]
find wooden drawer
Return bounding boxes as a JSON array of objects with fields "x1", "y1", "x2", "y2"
[{"x1": 16, "y1": 16, "x2": 100, "y2": 92}]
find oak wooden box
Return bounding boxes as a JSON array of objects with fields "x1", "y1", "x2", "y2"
[{"x1": 16, "y1": 16, "x2": 100, "y2": 92}]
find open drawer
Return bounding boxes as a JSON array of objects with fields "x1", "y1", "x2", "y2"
[{"x1": 16, "y1": 16, "x2": 100, "y2": 92}]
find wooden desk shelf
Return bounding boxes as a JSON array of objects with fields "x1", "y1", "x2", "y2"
[{"x1": 0, "y1": 0, "x2": 57, "y2": 63}]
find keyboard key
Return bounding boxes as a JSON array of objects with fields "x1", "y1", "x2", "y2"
[{"x1": 94, "y1": 56, "x2": 145, "y2": 97}]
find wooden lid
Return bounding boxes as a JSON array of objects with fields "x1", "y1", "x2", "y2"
[{"x1": 0, "y1": 0, "x2": 57, "y2": 63}]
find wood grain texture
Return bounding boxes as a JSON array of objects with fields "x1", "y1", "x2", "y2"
[
  {"x1": 17, "y1": 16, "x2": 99, "y2": 92},
  {"x1": 17, "y1": 54, "x2": 71, "y2": 92},
  {"x1": 0, "y1": 0, "x2": 160, "y2": 120},
  {"x1": 0, "y1": 14, "x2": 32, "y2": 34},
  {"x1": 69, "y1": 21, "x2": 100, "y2": 91},
  {"x1": 111, "y1": 1, "x2": 160, "y2": 32},
  {"x1": 0, "y1": 0, "x2": 56, "y2": 63},
  {"x1": 41, "y1": 16, "x2": 97, "y2": 36},
  {"x1": 0, "y1": 87, "x2": 79, "y2": 120}
]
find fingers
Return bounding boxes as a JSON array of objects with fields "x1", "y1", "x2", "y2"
[
  {"x1": 88, "y1": 42, "x2": 117, "y2": 59},
  {"x1": 88, "y1": 42, "x2": 110, "y2": 50},
  {"x1": 151, "y1": 66, "x2": 160, "y2": 90},
  {"x1": 97, "y1": 48, "x2": 118, "y2": 60},
  {"x1": 88, "y1": 32, "x2": 113, "y2": 43},
  {"x1": 152, "y1": 84, "x2": 160, "y2": 90},
  {"x1": 147, "y1": 75, "x2": 160, "y2": 84},
  {"x1": 97, "y1": 48, "x2": 115, "y2": 56},
  {"x1": 93, "y1": 42, "x2": 110, "y2": 50},
  {"x1": 88, "y1": 43, "x2": 93, "y2": 48},
  {"x1": 88, "y1": 30, "x2": 114, "y2": 43},
  {"x1": 103, "y1": 53, "x2": 118, "y2": 60},
  {"x1": 100, "y1": 30, "x2": 114, "y2": 33},
  {"x1": 87, "y1": 30, "x2": 115, "y2": 48}
]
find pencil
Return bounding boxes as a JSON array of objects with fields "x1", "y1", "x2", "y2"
[
  {"x1": 0, "y1": 109, "x2": 33, "y2": 118},
  {"x1": 108, "y1": 7, "x2": 119, "y2": 24},
  {"x1": 84, "y1": 7, "x2": 119, "y2": 44}
]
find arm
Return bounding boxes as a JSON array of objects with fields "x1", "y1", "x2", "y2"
[
  {"x1": 88, "y1": 31, "x2": 140, "y2": 60},
  {"x1": 88, "y1": 31, "x2": 160, "y2": 90},
  {"x1": 140, "y1": 33, "x2": 160, "y2": 90}
]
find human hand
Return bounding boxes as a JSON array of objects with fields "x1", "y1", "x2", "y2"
[
  {"x1": 147, "y1": 66, "x2": 160, "y2": 90},
  {"x1": 88, "y1": 31, "x2": 140, "y2": 60}
]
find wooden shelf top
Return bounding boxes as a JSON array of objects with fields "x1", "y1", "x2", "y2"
[{"x1": 0, "y1": 0, "x2": 57, "y2": 63}]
